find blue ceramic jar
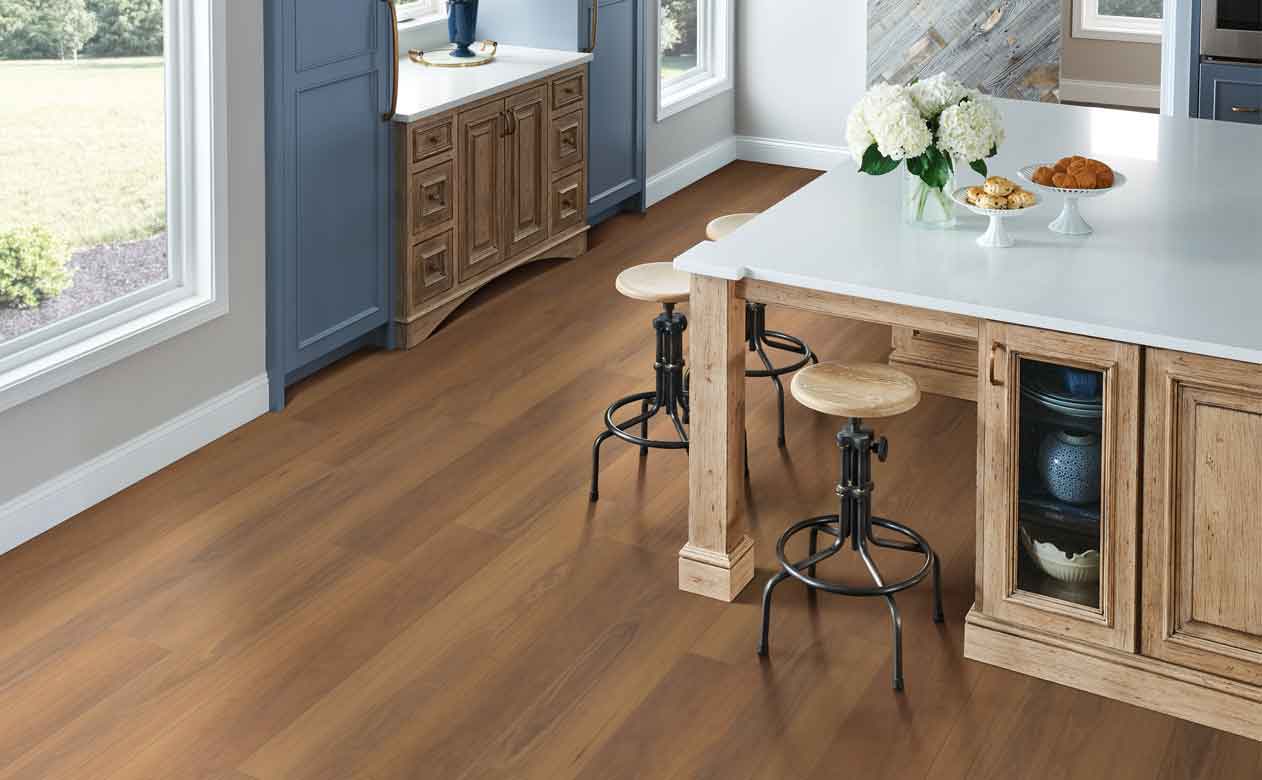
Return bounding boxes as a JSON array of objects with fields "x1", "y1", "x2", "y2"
[{"x1": 1038, "y1": 430, "x2": 1101, "y2": 505}]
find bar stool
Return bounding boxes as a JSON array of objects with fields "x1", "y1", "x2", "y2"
[
  {"x1": 589, "y1": 262, "x2": 691, "y2": 502},
  {"x1": 757, "y1": 362, "x2": 944, "y2": 691},
  {"x1": 707, "y1": 213, "x2": 817, "y2": 446}
]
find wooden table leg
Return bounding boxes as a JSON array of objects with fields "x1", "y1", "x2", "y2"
[{"x1": 679, "y1": 275, "x2": 755, "y2": 601}]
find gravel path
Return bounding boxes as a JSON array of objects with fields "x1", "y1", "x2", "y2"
[{"x1": 0, "y1": 233, "x2": 168, "y2": 342}]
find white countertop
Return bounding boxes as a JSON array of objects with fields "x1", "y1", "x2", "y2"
[
  {"x1": 393, "y1": 45, "x2": 592, "y2": 123},
  {"x1": 674, "y1": 100, "x2": 1262, "y2": 365}
]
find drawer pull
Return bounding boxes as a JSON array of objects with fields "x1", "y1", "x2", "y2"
[
  {"x1": 428, "y1": 134, "x2": 440, "y2": 144},
  {"x1": 988, "y1": 343, "x2": 1007, "y2": 387},
  {"x1": 427, "y1": 190, "x2": 443, "y2": 203},
  {"x1": 1231, "y1": 105, "x2": 1260, "y2": 113}
]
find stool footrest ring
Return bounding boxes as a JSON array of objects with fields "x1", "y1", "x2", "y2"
[
  {"x1": 774, "y1": 515, "x2": 935, "y2": 597},
  {"x1": 601, "y1": 391, "x2": 688, "y2": 450}
]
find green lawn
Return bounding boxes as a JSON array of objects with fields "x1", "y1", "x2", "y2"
[
  {"x1": 660, "y1": 54, "x2": 697, "y2": 80},
  {"x1": 0, "y1": 57, "x2": 166, "y2": 251}
]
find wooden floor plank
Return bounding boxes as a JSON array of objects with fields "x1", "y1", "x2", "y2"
[{"x1": 0, "y1": 162, "x2": 1254, "y2": 779}]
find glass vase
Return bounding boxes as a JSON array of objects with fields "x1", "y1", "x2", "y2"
[{"x1": 901, "y1": 167, "x2": 956, "y2": 230}]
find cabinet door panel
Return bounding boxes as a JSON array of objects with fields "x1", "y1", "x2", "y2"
[
  {"x1": 1142, "y1": 349, "x2": 1262, "y2": 685},
  {"x1": 505, "y1": 86, "x2": 549, "y2": 260},
  {"x1": 457, "y1": 100, "x2": 505, "y2": 282},
  {"x1": 979, "y1": 322, "x2": 1140, "y2": 651},
  {"x1": 402, "y1": 230, "x2": 455, "y2": 316},
  {"x1": 551, "y1": 169, "x2": 586, "y2": 236}
]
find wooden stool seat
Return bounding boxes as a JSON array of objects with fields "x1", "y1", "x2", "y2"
[
  {"x1": 705, "y1": 213, "x2": 758, "y2": 242},
  {"x1": 791, "y1": 362, "x2": 920, "y2": 419},
  {"x1": 615, "y1": 262, "x2": 691, "y2": 304}
]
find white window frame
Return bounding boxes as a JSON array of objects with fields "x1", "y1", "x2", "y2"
[
  {"x1": 657, "y1": 0, "x2": 733, "y2": 121},
  {"x1": 0, "y1": 0, "x2": 228, "y2": 415},
  {"x1": 397, "y1": 0, "x2": 447, "y2": 30},
  {"x1": 1073, "y1": 0, "x2": 1164, "y2": 43}
]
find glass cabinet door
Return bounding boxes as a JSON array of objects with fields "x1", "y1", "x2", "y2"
[{"x1": 980, "y1": 322, "x2": 1141, "y2": 652}]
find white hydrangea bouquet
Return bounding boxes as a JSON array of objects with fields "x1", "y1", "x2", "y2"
[{"x1": 846, "y1": 73, "x2": 1005, "y2": 228}]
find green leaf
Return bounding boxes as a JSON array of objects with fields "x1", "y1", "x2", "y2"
[
  {"x1": 986, "y1": 144, "x2": 999, "y2": 159},
  {"x1": 916, "y1": 146, "x2": 952, "y2": 190},
  {"x1": 905, "y1": 153, "x2": 926, "y2": 178},
  {"x1": 970, "y1": 158, "x2": 988, "y2": 177},
  {"x1": 859, "y1": 144, "x2": 900, "y2": 176}
]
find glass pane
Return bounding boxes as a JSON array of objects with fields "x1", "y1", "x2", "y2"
[
  {"x1": 659, "y1": 0, "x2": 698, "y2": 84},
  {"x1": 0, "y1": 0, "x2": 168, "y2": 343},
  {"x1": 1097, "y1": 0, "x2": 1162, "y2": 19},
  {"x1": 1015, "y1": 358, "x2": 1104, "y2": 609}
]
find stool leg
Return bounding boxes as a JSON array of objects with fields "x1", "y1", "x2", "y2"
[
  {"x1": 590, "y1": 429, "x2": 614, "y2": 502},
  {"x1": 883, "y1": 594, "x2": 905, "y2": 692},
  {"x1": 757, "y1": 569, "x2": 791, "y2": 657},
  {"x1": 639, "y1": 399, "x2": 650, "y2": 457},
  {"x1": 807, "y1": 528, "x2": 819, "y2": 578},
  {"x1": 754, "y1": 341, "x2": 787, "y2": 447},
  {"x1": 932, "y1": 552, "x2": 945, "y2": 624}
]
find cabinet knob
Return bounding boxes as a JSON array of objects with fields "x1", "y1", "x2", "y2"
[{"x1": 428, "y1": 134, "x2": 440, "y2": 144}]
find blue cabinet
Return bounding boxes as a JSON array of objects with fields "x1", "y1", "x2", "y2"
[
  {"x1": 265, "y1": 0, "x2": 396, "y2": 410},
  {"x1": 1199, "y1": 61, "x2": 1262, "y2": 125},
  {"x1": 479, "y1": 0, "x2": 646, "y2": 223}
]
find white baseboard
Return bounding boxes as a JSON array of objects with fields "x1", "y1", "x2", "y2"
[
  {"x1": 735, "y1": 135, "x2": 849, "y2": 171},
  {"x1": 1060, "y1": 78, "x2": 1161, "y2": 110},
  {"x1": 0, "y1": 373, "x2": 270, "y2": 556},
  {"x1": 646, "y1": 137, "x2": 737, "y2": 207}
]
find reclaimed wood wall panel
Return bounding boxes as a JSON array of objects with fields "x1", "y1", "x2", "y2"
[{"x1": 868, "y1": 0, "x2": 1062, "y2": 102}]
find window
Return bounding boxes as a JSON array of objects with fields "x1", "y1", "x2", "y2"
[
  {"x1": 397, "y1": 0, "x2": 446, "y2": 29},
  {"x1": 1074, "y1": 0, "x2": 1163, "y2": 43},
  {"x1": 0, "y1": 0, "x2": 225, "y2": 412},
  {"x1": 658, "y1": 0, "x2": 732, "y2": 121}
]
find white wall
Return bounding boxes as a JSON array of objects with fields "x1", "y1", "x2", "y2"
[
  {"x1": 0, "y1": 1, "x2": 267, "y2": 543},
  {"x1": 735, "y1": 2, "x2": 866, "y2": 148}
]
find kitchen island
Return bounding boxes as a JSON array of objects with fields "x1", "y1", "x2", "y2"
[{"x1": 674, "y1": 100, "x2": 1262, "y2": 739}]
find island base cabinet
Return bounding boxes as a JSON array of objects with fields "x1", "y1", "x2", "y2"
[
  {"x1": 889, "y1": 326, "x2": 978, "y2": 402},
  {"x1": 977, "y1": 322, "x2": 1141, "y2": 652},
  {"x1": 1142, "y1": 349, "x2": 1262, "y2": 688}
]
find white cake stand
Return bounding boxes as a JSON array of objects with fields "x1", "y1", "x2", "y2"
[
  {"x1": 1017, "y1": 165, "x2": 1127, "y2": 236},
  {"x1": 950, "y1": 187, "x2": 1042, "y2": 248}
]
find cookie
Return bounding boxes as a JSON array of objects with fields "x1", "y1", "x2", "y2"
[
  {"x1": 983, "y1": 176, "x2": 1016, "y2": 197},
  {"x1": 1008, "y1": 190, "x2": 1037, "y2": 209},
  {"x1": 976, "y1": 193, "x2": 1009, "y2": 210},
  {"x1": 965, "y1": 186, "x2": 986, "y2": 204},
  {"x1": 1032, "y1": 166, "x2": 1056, "y2": 186}
]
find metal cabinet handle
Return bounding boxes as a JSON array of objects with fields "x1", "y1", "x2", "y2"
[
  {"x1": 583, "y1": 0, "x2": 599, "y2": 53},
  {"x1": 507, "y1": 110, "x2": 518, "y2": 135},
  {"x1": 382, "y1": 0, "x2": 399, "y2": 121},
  {"x1": 989, "y1": 342, "x2": 1007, "y2": 387},
  {"x1": 1231, "y1": 106, "x2": 1260, "y2": 113}
]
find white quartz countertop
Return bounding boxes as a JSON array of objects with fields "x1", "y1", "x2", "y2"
[
  {"x1": 674, "y1": 100, "x2": 1262, "y2": 365},
  {"x1": 393, "y1": 45, "x2": 592, "y2": 123}
]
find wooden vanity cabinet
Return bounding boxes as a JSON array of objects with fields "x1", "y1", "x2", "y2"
[
  {"x1": 1141, "y1": 349, "x2": 1262, "y2": 687},
  {"x1": 395, "y1": 66, "x2": 590, "y2": 349},
  {"x1": 977, "y1": 322, "x2": 1142, "y2": 651}
]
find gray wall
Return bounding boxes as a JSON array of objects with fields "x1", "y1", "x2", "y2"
[
  {"x1": 735, "y1": 2, "x2": 867, "y2": 146},
  {"x1": 0, "y1": 1, "x2": 266, "y2": 505},
  {"x1": 646, "y1": 2, "x2": 735, "y2": 177},
  {"x1": 1061, "y1": 0, "x2": 1162, "y2": 86}
]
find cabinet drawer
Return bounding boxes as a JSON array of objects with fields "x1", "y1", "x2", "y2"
[
  {"x1": 551, "y1": 107, "x2": 586, "y2": 174},
  {"x1": 409, "y1": 159, "x2": 455, "y2": 238},
  {"x1": 1199, "y1": 62, "x2": 1262, "y2": 125},
  {"x1": 551, "y1": 70, "x2": 585, "y2": 112},
  {"x1": 551, "y1": 170, "x2": 586, "y2": 236},
  {"x1": 402, "y1": 230, "x2": 455, "y2": 315},
  {"x1": 410, "y1": 115, "x2": 455, "y2": 164}
]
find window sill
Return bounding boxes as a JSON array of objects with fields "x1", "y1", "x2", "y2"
[
  {"x1": 398, "y1": 12, "x2": 446, "y2": 33},
  {"x1": 1072, "y1": 26, "x2": 1162, "y2": 44},
  {"x1": 0, "y1": 290, "x2": 227, "y2": 415},
  {"x1": 658, "y1": 74, "x2": 733, "y2": 122}
]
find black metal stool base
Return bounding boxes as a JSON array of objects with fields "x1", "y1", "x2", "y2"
[
  {"x1": 757, "y1": 418, "x2": 944, "y2": 691},
  {"x1": 745, "y1": 302, "x2": 818, "y2": 447},
  {"x1": 590, "y1": 304, "x2": 689, "y2": 502}
]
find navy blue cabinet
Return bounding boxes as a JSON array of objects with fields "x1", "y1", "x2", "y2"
[
  {"x1": 479, "y1": 0, "x2": 646, "y2": 223},
  {"x1": 265, "y1": 0, "x2": 396, "y2": 410},
  {"x1": 1199, "y1": 61, "x2": 1262, "y2": 125}
]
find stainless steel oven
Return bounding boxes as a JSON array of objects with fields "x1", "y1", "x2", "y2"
[{"x1": 1202, "y1": 0, "x2": 1262, "y2": 62}]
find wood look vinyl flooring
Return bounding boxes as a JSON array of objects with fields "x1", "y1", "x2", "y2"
[{"x1": 0, "y1": 162, "x2": 1257, "y2": 779}]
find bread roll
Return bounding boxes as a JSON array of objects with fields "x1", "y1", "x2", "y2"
[{"x1": 976, "y1": 193, "x2": 1009, "y2": 210}]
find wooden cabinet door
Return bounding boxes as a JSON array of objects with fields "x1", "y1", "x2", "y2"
[
  {"x1": 979, "y1": 322, "x2": 1141, "y2": 651},
  {"x1": 457, "y1": 99, "x2": 506, "y2": 282},
  {"x1": 1142, "y1": 349, "x2": 1262, "y2": 685},
  {"x1": 504, "y1": 86, "x2": 549, "y2": 261}
]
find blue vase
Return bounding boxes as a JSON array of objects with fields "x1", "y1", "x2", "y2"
[
  {"x1": 1038, "y1": 430, "x2": 1102, "y2": 506},
  {"x1": 447, "y1": 0, "x2": 479, "y2": 58}
]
